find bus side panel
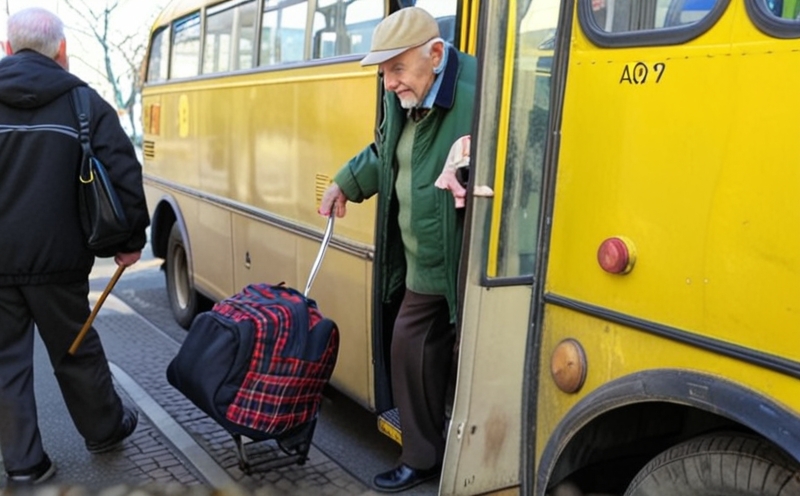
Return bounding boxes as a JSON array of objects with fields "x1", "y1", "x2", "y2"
[
  {"x1": 534, "y1": 1, "x2": 800, "y2": 491},
  {"x1": 546, "y1": 6, "x2": 800, "y2": 362},
  {"x1": 231, "y1": 214, "x2": 375, "y2": 408},
  {"x1": 143, "y1": 61, "x2": 380, "y2": 408},
  {"x1": 534, "y1": 304, "x2": 800, "y2": 488}
]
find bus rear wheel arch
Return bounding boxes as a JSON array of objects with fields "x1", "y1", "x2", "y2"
[{"x1": 624, "y1": 431, "x2": 800, "y2": 495}]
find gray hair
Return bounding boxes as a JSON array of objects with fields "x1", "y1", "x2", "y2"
[{"x1": 7, "y1": 7, "x2": 65, "y2": 59}]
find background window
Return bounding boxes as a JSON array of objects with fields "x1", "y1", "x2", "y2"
[
  {"x1": 147, "y1": 26, "x2": 170, "y2": 83},
  {"x1": 311, "y1": 0, "x2": 383, "y2": 59},
  {"x1": 260, "y1": 0, "x2": 308, "y2": 66},
  {"x1": 171, "y1": 14, "x2": 201, "y2": 78},
  {"x1": 204, "y1": 6, "x2": 235, "y2": 73},
  {"x1": 203, "y1": 0, "x2": 258, "y2": 74}
]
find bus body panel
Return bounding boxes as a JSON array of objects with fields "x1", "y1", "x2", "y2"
[
  {"x1": 534, "y1": 304, "x2": 800, "y2": 492},
  {"x1": 230, "y1": 213, "x2": 375, "y2": 404},
  {"x1": 528, "y1": 0, "x2": 800, "y2": 492},
  {"x1": 547, "y1": 3, "x2": 800, "y2": 363},
  {"x1": 143, "y1": 59, "x2": 380, "y2": 408}
]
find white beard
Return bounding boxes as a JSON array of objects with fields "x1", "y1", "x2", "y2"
[{"x1": 399, "y1": 96, "x2": 419, "y2": 109}]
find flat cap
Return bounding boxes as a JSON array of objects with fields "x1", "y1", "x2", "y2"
[{"x1": 361, "y1": 7, "x2": 440, "y2": 66}]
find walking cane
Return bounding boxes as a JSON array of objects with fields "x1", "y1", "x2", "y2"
[{"x1": 68, "y1": 264, "x2": 126, "y2": 355}]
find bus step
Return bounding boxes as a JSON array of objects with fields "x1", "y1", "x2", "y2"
[{"x1": 377, "y1": 408, "x2": 402, "y2": 446}]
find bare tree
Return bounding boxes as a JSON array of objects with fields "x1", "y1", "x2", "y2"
[{"x1": 61, "y1": 0, "x2": 163, "y2": 144}]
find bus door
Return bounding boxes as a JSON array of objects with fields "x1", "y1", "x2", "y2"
[
  {"x1": 439, "y1": 0, "x2": 564, "y2": 494},
  {"x1": 372, "y1": 0, "x2": 482, "y2": 440}
]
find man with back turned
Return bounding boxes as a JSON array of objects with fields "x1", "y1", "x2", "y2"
[{"x1": 0, "y1": 7, "x2": 149, "y2": 486}]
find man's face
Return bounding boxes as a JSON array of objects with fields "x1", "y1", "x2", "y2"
[{"x1": 379, "y1": 42, "x2": 443, "y2": 109}]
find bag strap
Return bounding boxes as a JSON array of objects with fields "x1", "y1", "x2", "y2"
[{"x1": 69, "y1": 87, "x2": 94, "y2": 183}]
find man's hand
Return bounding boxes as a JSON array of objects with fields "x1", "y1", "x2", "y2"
[
  {"x1": 435, "y1": 135, "x2": 471, "y2": 208},
  {"x1": 115, "y1": 251, "x2": 141, "y2": 267},
  {"x1": 319, "y1": 183, "x2": 348, "y2": 218}
]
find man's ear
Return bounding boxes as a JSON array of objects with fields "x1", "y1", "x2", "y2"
[
  {"x1": 4, "y1": 41, "x2": 12, "y2": 55},
  {"x1": 55, "y1": 39, "x2": 69, "y2": 70},
  {"x1": 431, "y1": 40, "x2": 445, "y2": 67}
]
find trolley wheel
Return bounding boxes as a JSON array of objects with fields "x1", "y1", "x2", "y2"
[
  {"x1": 624, "y1": 432, "x2": 800, "y2": 496},
  {"x1": 238, "y1": 459, "x2": 252, "y2": 475},
  {"x1": 165, "y1": 223, "x2": 201, "y2": 328}
]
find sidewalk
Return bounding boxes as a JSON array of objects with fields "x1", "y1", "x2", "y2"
[{"x1": 0, "y1": 259, "x2": 373, "y2": 495}]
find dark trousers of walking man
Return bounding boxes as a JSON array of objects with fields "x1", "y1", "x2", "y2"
[{"x1": 0, "y1": 282, "x2": 124, "y2": 472}]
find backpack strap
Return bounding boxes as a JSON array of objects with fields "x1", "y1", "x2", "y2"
[{"x1": 69, "y1": 87, "x2": 94, "y2": 182}]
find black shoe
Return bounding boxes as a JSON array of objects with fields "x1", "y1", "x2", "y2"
[
  {"x1": 6, "y1": 454, "x2": 56, "y2": 486},
  {"x1": 373, "y1": 463, "x2": 440, "y2": 493},
  {"x1": 85, "y1": 405, "x2": 138, "y2": 454}
]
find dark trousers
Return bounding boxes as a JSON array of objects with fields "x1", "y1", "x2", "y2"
[
  {"x1": 0, "y1": 281, "x2": 122, "y2": 472},
  {"x1": 391, "y1": 290, "x2": 455, "y2": 470}
]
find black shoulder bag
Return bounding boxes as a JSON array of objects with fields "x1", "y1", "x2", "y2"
[{"x1": 70, "y1": 87, "x2": 131, "y2": 255}]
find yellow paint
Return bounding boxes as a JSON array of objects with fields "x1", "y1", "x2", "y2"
[
  {"x1": 548, "y1": 2, "x2": 800, "y2": 361},
  {"x1": 177, "y1": 94, "x2": 189, "y2": 138},
  {"x1": 377, "y1": 417, "x2": 403, "y2": 445},
  {"x1": 532, "y1": 0, "x2": 800, "y2": 488},
  {"x1": 450, "y1": 0, "x2": 800, "y2": 493}
]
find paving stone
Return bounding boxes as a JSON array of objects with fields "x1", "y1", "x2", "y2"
[{"x1": 84, "y1": 289, "x2": 368, "y2": 495}]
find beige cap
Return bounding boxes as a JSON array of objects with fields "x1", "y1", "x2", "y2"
[{"x1": 360, "y1": 7, "x2": 440, "y2": 66}]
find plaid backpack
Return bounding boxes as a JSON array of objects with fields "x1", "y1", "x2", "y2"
[{"x1": 167, "y1": 283, "x2": 339, "y2": 439}]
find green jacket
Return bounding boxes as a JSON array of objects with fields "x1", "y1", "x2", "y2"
[{"x1": 334, "y1": 47, "x2": 477, "y2": 323}]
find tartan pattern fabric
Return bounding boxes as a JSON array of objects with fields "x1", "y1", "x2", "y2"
[{"x1": 214, "y1": 283, "x2": 339, "y2": 437}]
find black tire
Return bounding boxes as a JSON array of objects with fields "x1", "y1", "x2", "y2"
[
  {"x1": 165, "y1": 223, "x2": 200, "y2": 329},
  {"x1": 625, "y1": 432, "x2": 800, "y2": 496}
]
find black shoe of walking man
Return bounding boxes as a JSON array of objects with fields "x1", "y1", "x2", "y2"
[
  {"x1": 85, "y1": 405, "x2": 139, "y2": 454},
  {"x1": 5, "y1": 454, "x2": 57, "y2": 486}
]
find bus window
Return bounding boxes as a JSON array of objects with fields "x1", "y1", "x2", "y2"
[
  {"x1": 260, "y1": 0, "x2": 308, "y2": 66},
  {"x1": 147, "y1": 26, "x2": 170, "y2": 83},
  {"x1": 171, "y1": 13, "x2": 201, "y2": 78},
  {"x1": 664, "y1": 0, "x2": 716, "y2": 26},
  {"x1": 764, "y1": 0, "x2": 800, "y2": 19},
  {"x1": 590, "y1": 0, "x2": 721, "y2": 32},
  {"x1": 480, "y1": 0, "x2": 557, "y2": 278},
  {"x1": 311, "y1": 0, "x2": 383, "y2": 59},
  {"x1": 413, "y1": 0, "x2": 458, "y2": 44},
  {"x1": 203, "y1": 0, "x2": 258, "y2": 74}
]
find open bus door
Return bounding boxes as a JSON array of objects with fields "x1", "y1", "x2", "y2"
[
  {"x1": 439, "y1": 0, "x2": 564, "y2": 494},
  {"x1": 372, "y1": 0, "x2": 484, "y2": 445}
]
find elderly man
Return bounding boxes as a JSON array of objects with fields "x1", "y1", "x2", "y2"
[
  {"x1": 0, "y1": 7, "x2": 149, "y2": 485},
  {"x1": 318, "y1": 6, "x2": 476, "y2": 493}
]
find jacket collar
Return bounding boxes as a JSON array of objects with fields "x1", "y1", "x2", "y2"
[{"x1": 432, "y1": 45, "x2": 460, "y2": 111}]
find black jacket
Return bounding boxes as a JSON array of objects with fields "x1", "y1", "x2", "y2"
[{"x1": 0, "y1": 50, "x2": 150, "y2": 285}]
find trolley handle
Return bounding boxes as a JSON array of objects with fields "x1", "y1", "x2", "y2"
[{"x1": 304, "y1": 213, "x2": 335, "y2": 297}]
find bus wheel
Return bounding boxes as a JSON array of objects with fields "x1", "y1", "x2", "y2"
[
  {"x1": 166, "y1": 223, "x2": 199, "y2": 329},
  {"x1": 624, "y1": 432, "x2": 800, "y2": 496}
]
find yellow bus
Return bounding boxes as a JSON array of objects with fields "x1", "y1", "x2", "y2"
[
  {"x1": 141, "y1": 0, "x2": 479, "y2": 431},
  {"x1": 143, "y1": 0, "x2": 800, "y2": 494},
  {"x1": 443, "y1": 0, "x2": 800, "y2": 494}
]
